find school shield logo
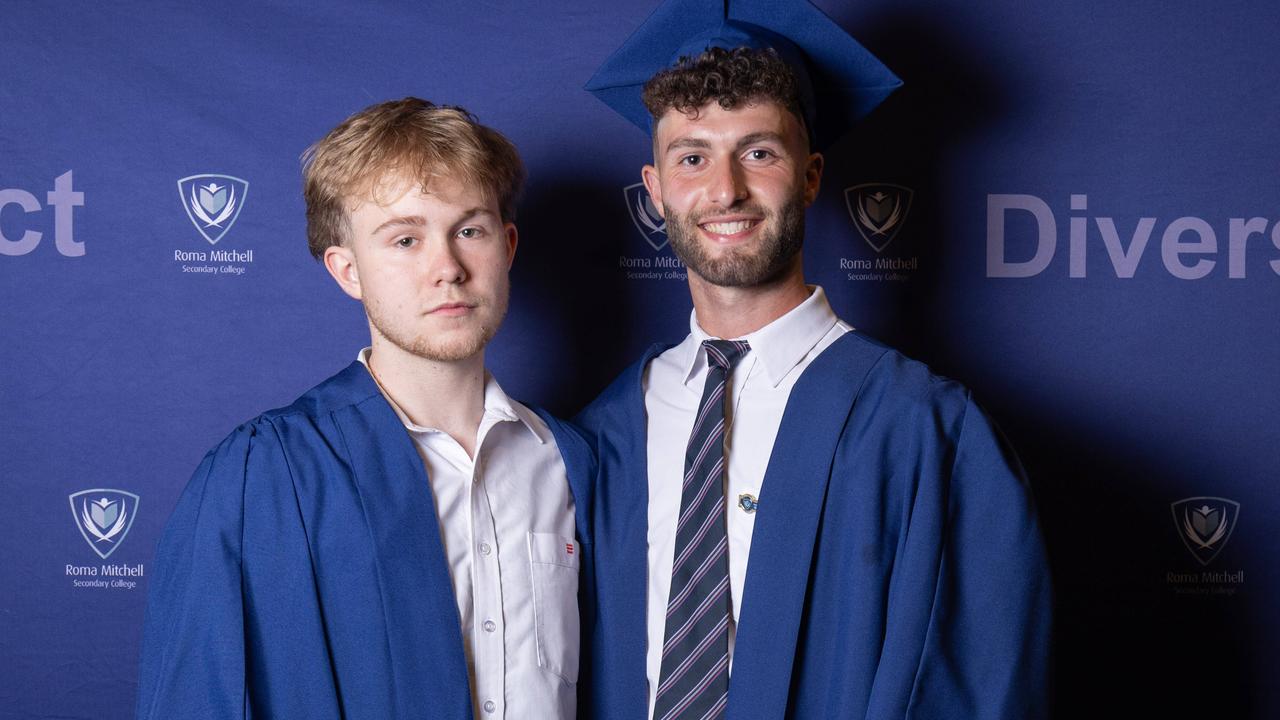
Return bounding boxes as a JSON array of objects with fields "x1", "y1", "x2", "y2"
[
  {"x1": 69, "y1": 489, "x2": 139, "y2": 560},
  {"x1": 624, "y1": 183, "x2": 668, "y2": 251},
  {"x1": 845, "y1": 183, "x2": 913, "y2": 253},
  {"x1": 1171, "y1": 496, "x2": 1239, "y2": 566},
  {"x1": 178, "y1": 174, "x2": 249, "y2": 245}
]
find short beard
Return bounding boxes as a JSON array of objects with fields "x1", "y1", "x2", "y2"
[
  {"x1": 366, "y1": 286, "x2": 508, "y2": 363},
  {"x1": 664, "y1": 194, "x2": 805, "y2": 287}
]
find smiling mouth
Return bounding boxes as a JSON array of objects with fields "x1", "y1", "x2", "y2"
[{"x1": 698, "y1": 219, "x2": 762, "y2": 237}]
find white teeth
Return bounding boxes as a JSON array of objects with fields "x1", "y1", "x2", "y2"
[{"x1": 702, "y1": 220, "x2": 754, "y2": 235}]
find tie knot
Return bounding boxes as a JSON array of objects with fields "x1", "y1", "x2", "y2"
[{"x1": 702, "y1": 339, "x2": 750, "y2": 371}]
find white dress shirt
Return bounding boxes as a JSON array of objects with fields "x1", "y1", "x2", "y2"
[
  {"x1": 358, "y1": 350, "x2": 578, "y2": 720},
  {"x1": 642, "y1": 287, "x2": 851, "y2": 719}
]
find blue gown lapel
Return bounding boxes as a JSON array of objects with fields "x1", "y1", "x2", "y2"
[
  {"x1": 324, "y1": 363, "x2": 474, "y2": 719},
  {"x1": 592, "y1": 343, "x2": 670, "y2": 719},
  {"x1": 726, "y1": 333, "x2": 887, "y2": 720},
  {"x1": 533, "y1": 408, "x2": 601, "y2": 712},
  {"x1": 533, "y1": 408, "x2": 595, "y2": 541}
]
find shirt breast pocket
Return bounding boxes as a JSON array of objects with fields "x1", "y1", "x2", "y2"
[{"x1": 526, "y1": 531, "x2": 580, "y2": 684}]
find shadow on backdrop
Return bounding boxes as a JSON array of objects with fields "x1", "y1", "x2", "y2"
[{"x1": 839, "y1": 8, "x2": 1256, "y2": 718}]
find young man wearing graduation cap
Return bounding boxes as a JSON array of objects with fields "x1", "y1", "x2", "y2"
[
  {"x1": 577, "y1": 1, "x2": 1051, "y2": 719},
  {"x1": 135, "y1": 98, "x2": 590, "y2": 720}
]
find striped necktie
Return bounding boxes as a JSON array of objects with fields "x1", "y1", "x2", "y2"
[{"x1": 654, "y1": 338, "x2": 750, "y2": 720}]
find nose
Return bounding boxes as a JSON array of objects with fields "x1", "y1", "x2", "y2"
[
  {"x1": 708, "y1": 157, "x2": 749, "y2": 207},
  {"x1": 428, "y1": 239, "x2": 467, "y2": 285}
]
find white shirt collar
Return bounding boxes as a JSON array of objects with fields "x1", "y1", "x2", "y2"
[
  {"x1": 678, "y1": 285, "x2": 840, "y2": 390},
  {"x1": 356, "y1": 348, "x2": 545, "y2": 444}
]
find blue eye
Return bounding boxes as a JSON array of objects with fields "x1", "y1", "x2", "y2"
[
  {"x1": 395, "y1": 236, "x2": 416, "y2": 248},
  {"x1": 458, "y1": 227, "x2": 483, "y2": 239}
]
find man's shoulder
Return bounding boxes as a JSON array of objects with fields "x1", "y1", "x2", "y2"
[
  {"x1": 256, "y1": 360, "x2": 382, "y2": 423},
  {"x1": 809, "y1": 331, "x2": 972, "y2": 418},
  {"x1": 784, "y1": 334, "x2": 990, "y2": 493},
  {"x1": 197, "y1": 361, "x2": 386, "y2": 472},
  {"x1": 522, "y1": 403, "x2": 583, "y2": 451},
  {"x1": 575, "y1": 341, "x2": 673, "y2": 434},
  {"x1": 513, "y1": 400, "x2": 594, "y2": 475}
]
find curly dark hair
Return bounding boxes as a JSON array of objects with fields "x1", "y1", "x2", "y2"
[{"x1": 641, "y1": 46, "x2": 805, "y2": 133}]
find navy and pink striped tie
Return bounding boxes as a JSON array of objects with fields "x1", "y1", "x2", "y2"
[{"x1": 654, "y1": 338, "x2": 750, "y2": 720}]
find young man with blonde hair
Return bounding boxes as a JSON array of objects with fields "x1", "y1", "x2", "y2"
[{"x1": 136, "y1": 98, "x2": 590, "y2": 720}]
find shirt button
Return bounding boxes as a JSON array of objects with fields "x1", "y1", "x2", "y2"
[
  {"x1": 483, "y1": 700, "x2": 496, "y2": 713},
  {"x1": 483, "y1": 619, "x2": 497, "y2": 633},
  {"x1": 480, "y1": 542, "x2": 492, "y2": 555}
]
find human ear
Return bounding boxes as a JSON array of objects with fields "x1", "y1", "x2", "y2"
[
  {"x1": 802, "y1": 152, "x2": 824, "y2": 207},
  {"x1": 504, "y1": 223, "x2": 519, "y2": 269},
  {"x1": 323, "y1": 244, "x2": 363, "y2": 301},
  {"x1": 641, "y1": 164, "x2": 666, "y2": 219}
]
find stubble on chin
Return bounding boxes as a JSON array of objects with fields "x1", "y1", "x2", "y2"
[
  {"x1": 664, "y1": 195, "x2": 806, "y2": 288},
  {"x1": 365, "y1": 288, "x2": 509, "y2": 364}
]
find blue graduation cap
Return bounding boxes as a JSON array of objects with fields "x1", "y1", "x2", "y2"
[{"x1": 585, "y1": 0, "x2": 902, "y2": 149}]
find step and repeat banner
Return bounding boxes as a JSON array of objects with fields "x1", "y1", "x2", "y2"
[{"x1": 2, "y1": 2, "x2": 1276, "y2": 718}]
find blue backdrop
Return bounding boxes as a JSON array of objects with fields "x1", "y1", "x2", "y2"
[{"x1": 2, "y1": 1, "x2": 1276, "y2": 718}]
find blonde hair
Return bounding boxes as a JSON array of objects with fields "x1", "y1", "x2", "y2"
[{"x1": 301, "y1": 97, "x2": 525, "y2": 259}]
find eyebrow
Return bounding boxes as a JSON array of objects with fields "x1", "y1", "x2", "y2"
[
  {"x1": 369, "y1": 215, "x2": 427, "y2": 237},
  {"x1": 664, "y1": 137, "x2": 712, "y2": 155},
  {"x1": 735, "y1": 131, "x2": 787, "y2": 149},
  {"x1": 368, "y1": 207, "x2": 495, "y2": 237},
  {"x1": 663, "y1": 131, "x2": 789, "y2": 157}
]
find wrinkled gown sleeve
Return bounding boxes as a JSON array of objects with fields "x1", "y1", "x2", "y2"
[
  {"x1": 904, "y1": 394, "x2": 1051, "y2": 719},
  {"x1": 134, "y1": 419, "x2": 343, "y2": 720}
]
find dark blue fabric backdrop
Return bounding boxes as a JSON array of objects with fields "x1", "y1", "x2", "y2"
[{"x1": 2, "y1": 2, "x2": 1275, "y2": 718}]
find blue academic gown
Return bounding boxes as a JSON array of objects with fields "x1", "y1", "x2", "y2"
[
  {"x1": 134, "y1": 361, "x2": 595, "y2": 720},
  {"x1": 575, "y1": 332, "x2": 1051, "y2": 720}
]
